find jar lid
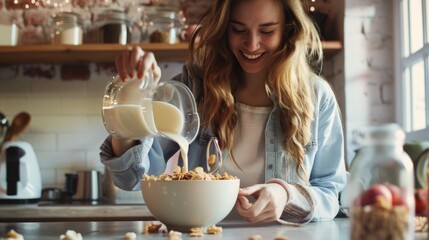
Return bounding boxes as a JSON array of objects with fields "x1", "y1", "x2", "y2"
[
  {"x1": 97, "y1": 9, "x2": 130, "y2": 24},
  {"x1": 144, "y1": 7, "x2": 184, "y2": 24},
  {"x1": 352, "y1": 123, "x2": 405, "y2": 147},
  {"x1": 52, "y1": 12, "x2": 82, "y2": 25}
]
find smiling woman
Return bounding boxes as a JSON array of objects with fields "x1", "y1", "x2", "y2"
[{"x1": 100, "y1": 0, "x2": 347, "y2": 226}]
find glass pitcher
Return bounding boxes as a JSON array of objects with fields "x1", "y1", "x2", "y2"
[{"x1": 101, "y1": 72, "x2": 200, "y2": 143}]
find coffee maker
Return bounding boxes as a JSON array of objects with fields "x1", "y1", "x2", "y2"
[{"x1": 0, "y1": 141, "x2": 42, "y2": 203}]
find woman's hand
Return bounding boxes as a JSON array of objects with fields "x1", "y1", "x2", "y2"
[
  {"x1": 235, "y1": 183, "x2": 288, "y2": 223},
  {"x1": 110, "y1": 46, "x2": 161, "y2": 156},
  {"x1": 115, "y1": 46, "x2": 161, "y2": 82},
  {"x1": 111, "y1": 137, "x2": 138, "y2": 157}
]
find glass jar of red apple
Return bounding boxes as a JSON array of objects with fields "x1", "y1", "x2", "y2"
[{"x1": 348, "y1": 123, "x2": 414, "y2": 240}]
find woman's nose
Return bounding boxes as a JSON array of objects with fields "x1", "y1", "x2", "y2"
[{"x1": 245, "y1": 33, "x2": 260, "y2": 51}]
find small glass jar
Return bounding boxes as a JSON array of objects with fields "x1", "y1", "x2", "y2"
[
  {"x1": 0, "y1": 21, "x2": 18, "y2": 46},
  {"x1": 349, "y1": 123, "x2": 414, "y2": 240},
  {"x1": 142, "y1": 8, "x2": 184, "y2": 44},
  {"x1": 96, "y1": 9, "x2": 132, "y2": 45},
  {"x1": 52, "y1": 12, "x2": 83, "y2": 45}
]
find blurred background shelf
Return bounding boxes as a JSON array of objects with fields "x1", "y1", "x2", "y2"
[{"x1": 0, "y1": 41, "x2": 342, "y2": 64}]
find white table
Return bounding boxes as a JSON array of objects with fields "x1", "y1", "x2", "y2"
[{"x1": 0, "y1": 219, "x2": 427, "y2": 240}]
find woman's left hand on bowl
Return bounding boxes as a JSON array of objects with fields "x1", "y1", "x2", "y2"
[{"x1": 235, "y1": 184, "x2": 288, "y2": 223}]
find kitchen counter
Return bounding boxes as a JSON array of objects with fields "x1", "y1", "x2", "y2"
[
  {"x1": 0, "y1": 219, "x2": 427, "y2": 240},
  {"x1": 1, "y1": 205, "x2": 427, "y2": 239},
  {"x1": 0, "y1": 203, "x2": 155, "y2": 222}
]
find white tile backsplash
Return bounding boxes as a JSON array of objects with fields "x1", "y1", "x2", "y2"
[
  {"x1": 19, "y1": 132, "x2": 57, "y2": 150},
  {"x1": 30, "y1": 80, "x2": 89, "y2": 98},
  {"x1": 37, "y1": 151, "x2": 86, "y2": 169},
  {"x1": 0, "y1": 82, "x2": 29, "y2": 97},
  {"x1": 60, "y1": 98, "x2": 102, "y2": 115},
  {"x1": 57, "y1": 132, "x2": 105, "y2": 151}
]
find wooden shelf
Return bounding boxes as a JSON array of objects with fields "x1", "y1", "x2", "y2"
[
  {"x1": 321, "y1": 41, "x2": 343, "y2": 59},
  {"x1": 0, "y1": 43, "x2": 190, "y2": 64},
  {"x1": 0, "y1": 41, "x2": 342, "y2": 64}
]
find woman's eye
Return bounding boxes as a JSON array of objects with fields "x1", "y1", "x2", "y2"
[
  {"x1": 232, "y1": 27, "x2": 246, "y2": 33},
  {"x1": 261, "y1": 30, "x2": 274, "y2": 35}
]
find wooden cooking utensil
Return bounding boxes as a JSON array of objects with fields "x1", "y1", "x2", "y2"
[{"x1": 0, "y1": 111, "x2": 31, "y2": 151}]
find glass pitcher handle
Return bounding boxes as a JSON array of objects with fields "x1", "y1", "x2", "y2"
[{"x1": 206, "y1": 137, "x2": 222, "y2": 174}]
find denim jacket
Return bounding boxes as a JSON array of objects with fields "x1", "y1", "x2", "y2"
[{"x1": 100, "y1": 65, "x2": 347, "y2": 223}]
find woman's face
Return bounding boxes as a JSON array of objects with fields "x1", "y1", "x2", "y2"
[{"x1": 228, "y1": 0, "x2": 285, "y2": 75}]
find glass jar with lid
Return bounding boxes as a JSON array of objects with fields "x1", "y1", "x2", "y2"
[
  {"x1": 348, "y1": 123, "x2": 414, "y2": 240},
  {"x1": 96, "y1": 9, "x2": 132, "y2": 45},
  {"x1": 52, "y1": 12, "x2": 83, "y2": 45},
  {"x1": 0, "y1": 20, "x2": 18, "y2": 46},
  {"x1": 142, "y1": 8, "x2": 185, "y2": 44}
]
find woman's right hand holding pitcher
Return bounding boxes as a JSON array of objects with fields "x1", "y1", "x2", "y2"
[{"x1": 115, "y1": 46, "x2": 162, "y2": 82}]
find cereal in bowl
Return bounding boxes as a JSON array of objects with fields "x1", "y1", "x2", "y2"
[{"x1": 143, "y1": 166, "x2": 237, "y2": 181}]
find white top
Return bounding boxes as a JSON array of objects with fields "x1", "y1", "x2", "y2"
[
  {"x1": 220, "y1": 102, "x2": 311, "y2": 220},
  {"x1": 221, "y1": 102, "x2": 272, "y2": 188}
]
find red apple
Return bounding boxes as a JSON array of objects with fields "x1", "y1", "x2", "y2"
[
  {"x1": 385, "y1": 183, "x2": 405, "y2": 206},
  {"x1": 356, "y1": 184, "x2": 393, "y2": 208},
  {"x1": 415, "y1": 188, "x2": 428, "y2": 216}
]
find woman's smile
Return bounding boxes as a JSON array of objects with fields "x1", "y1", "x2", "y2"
[{"x1": 241, "y1": 51, "x2": 265, "y2": 60}]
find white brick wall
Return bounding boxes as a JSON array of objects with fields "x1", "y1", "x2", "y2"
[{"x1": 341, "y1": 0, "x2": 395, "y2": 166}]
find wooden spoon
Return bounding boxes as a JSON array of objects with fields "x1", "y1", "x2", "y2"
[{"x1": 1, "y1": 112, "x2": 31, "y2": 148}]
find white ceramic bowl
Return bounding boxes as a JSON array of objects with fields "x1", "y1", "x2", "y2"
[{"x1": 141, "y1": 179, "x2": 240, "y2": 232}]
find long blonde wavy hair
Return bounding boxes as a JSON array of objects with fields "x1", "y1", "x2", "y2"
[{"x1": 188, "y1": 0, "x2": 323, "y2": 179}]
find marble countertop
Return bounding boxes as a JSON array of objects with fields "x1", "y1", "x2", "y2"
[
  {"x1": 1, "y1": 204, "x2": 427, "y2": 239},
  {"x1": 0, "y1": 219, "x2": 344, "y2": 240},
  {"x1": 0, "y1": 219, "x2": 427, "y2": 240}
]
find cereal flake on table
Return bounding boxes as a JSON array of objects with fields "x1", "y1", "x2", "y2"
[
  {"x1": 189, "y1": 227, "x2": 204, "y2": 237},
  {"x1": 168, "y1": 230, "x2": 182, "y2": 240},
  {"x1": 123, "y1": 232, "x2": 136, "y2": 240},
  {"x1": 143, "y1": 166, "x2": 237, "y2": 181},
  {"x1": 59, "y1": 230, "x2": 83, "y2": 240},
  {"x1": 206, "y1": 225, "x2": 223, "y2": 234},
  {"x1": 2, "y1": 229, "x2": 24, "y2": 240},
  {"x1": 144, "y1": 222, "x2": 163, "y2": 234},
  {"x1": 249, "y1": 234, "x2": 262, "y2": 240}
]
